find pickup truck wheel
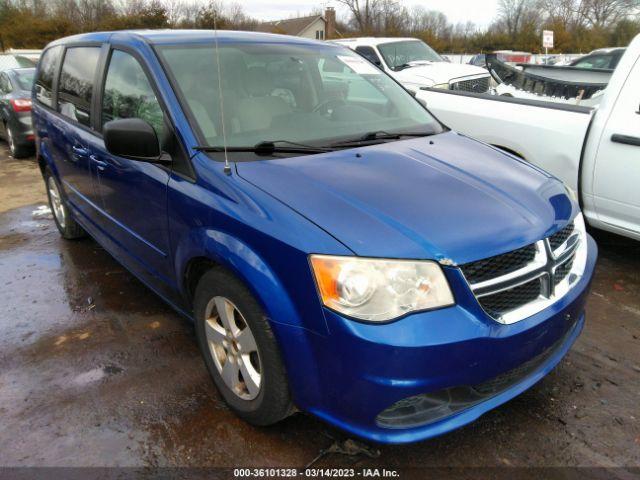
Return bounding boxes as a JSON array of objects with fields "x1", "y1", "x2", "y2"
[
  {"x1": 194, "y1": 268, "x2": 294, "y2": 426},
  {"x1": 45, "y1": 168, "x2": 86, "y2": 240}
]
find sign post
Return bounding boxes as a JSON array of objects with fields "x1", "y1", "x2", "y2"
[{"x1": 543, "y1": 30, "x2": 554, "y2": 63}]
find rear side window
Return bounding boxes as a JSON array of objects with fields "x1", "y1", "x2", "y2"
[
  {"x1": 35, "y1": 46, "x2": 62, "y2": 107},
  {"x1": 15, "y1": 70, "x2": 35, "y2": 91},
  {"x1": 101, "y1": 50, "x2": 164, "y2": 138},
  {"x1": 57, "y1": 46, "x2": 101, "y2": 127},
  {"x1": 0, "y1": 73, "x2": 11, "y2": 94}
]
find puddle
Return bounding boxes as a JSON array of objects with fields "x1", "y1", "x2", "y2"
[
  {"x1": 72, "y1": 364, "x2": 124, "y2": 386},
  {"x1": 31, "y1": 205, "x2": 52, "y2": 219}
]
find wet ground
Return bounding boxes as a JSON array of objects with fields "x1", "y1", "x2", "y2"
[{"x1": 0, "y1": 146, "x2": 639, "y2": 472}]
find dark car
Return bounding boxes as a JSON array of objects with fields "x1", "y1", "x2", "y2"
[
  {"x1": 569, "y1": 48, "x2": 625, "y2": 70},
  {"x1": 0, "y1": 67, "x2": 35, "y2": 157}
]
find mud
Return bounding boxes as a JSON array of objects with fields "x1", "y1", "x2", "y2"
[{"x1": 0, "y1": 146, "x2": 638, "y2": 469}]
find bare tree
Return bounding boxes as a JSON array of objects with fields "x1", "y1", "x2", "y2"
[
  {"x1": 579, "y1": 0, "x2": 640, "y2": 29},
  {"x1": 540, "y1": 0, "x2": 582, "y2": 28},
  {"x1": 497, "y1": 0, "x2": 537, "y2": 41},
  {"x1": 409, "y1": 6, "x2": 449, "y2": 38},
  {"x1": 334, "y1": 0, "x2": 400, "y2": 34}
]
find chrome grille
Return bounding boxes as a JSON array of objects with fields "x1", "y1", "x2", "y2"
[
  {"x1": 450, "y1": 76, "x2": 490, "y2": 93},
  {"x1": 460, "y1": 218, "x2": 586, "y2": 324}
]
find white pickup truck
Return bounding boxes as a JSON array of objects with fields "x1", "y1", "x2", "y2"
[
  {"x1": 333, "y1": 37, "x2": 491, "y2": 93},
  {"x1": 417, "y1": 34, "x2": 640, "y2": 241}
]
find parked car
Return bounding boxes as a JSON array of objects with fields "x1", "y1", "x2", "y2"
[
  {"x1": 418, "y1": 34, "x2": 640, "y2": 241},
  {"x1": 569, "y1": 47, "x2": 626, "y2": 70},
  {"x1": 538, "y1": 55, "x2": 563, "y2": 65},
  {"x1": 333, "y1": 37, "x2": 492, "y2": 93},
  {"x1": 493, "y1": 50, "x2": 532, "y2": 64},
  {"x1": 0, "y1": 67, "x2": 35, "y2": 157},
  {"x1": 34, "y1": 30, "x2": 596, "y2": 444}
]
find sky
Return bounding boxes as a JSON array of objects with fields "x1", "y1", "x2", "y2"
[{"x1": 237, "y1": 0, "x2": 500, "y2": 27}]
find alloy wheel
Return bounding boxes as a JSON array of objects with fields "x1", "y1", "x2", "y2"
[
  {"x1": 47, "y1": 176, "x2": 66, "y2": 229},
  {"x1": 204, "y1": 296, "x2": 262, "y2": 400}
]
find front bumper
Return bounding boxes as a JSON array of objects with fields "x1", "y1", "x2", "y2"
[{"x1": 280, "y1": 235, "x2": 597, "y2": 444}]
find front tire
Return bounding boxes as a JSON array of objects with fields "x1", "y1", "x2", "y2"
[
  {"x1": 194, "y1": 268, "x2": 294, "y2": 426},
  {"x1": 45, "y1": 168, "x2": 86, "y2": 240}
]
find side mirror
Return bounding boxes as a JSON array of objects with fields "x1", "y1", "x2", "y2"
[
  {"x1": 407, "y1": 89, "x2": 427, "y2": 107},
  {"x1": 103, "y1": 118, "x2": 165, "y2": 162}
]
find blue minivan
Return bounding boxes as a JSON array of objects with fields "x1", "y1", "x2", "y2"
[{"x1": 33, "y1": 30, "x2": 597, "y2": 444}]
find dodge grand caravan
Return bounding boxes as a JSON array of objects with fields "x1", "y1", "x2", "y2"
[{"x1": 33, "y1": 30, "x2": 597, "y2": 444}]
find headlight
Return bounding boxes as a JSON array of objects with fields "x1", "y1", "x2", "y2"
[
  {"x1": 310, "y1": 255, "x2": 455, "y2": 322},
  {"x1": 432, "y1": 83, "x2": 450, "y2": 89}
]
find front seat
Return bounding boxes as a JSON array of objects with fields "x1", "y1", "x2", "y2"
[{"x1": 235, "y1": 66, "x2": 292, "y2": 133}]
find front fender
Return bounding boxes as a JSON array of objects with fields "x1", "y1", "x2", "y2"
[
  {"x1": 174, "y1": 227, "x2": 332, "y2": 409},
  {"x1": 174, "y1": 227, "x2": 327, "y2": 333}
]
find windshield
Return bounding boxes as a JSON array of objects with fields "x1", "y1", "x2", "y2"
[
  {"x1": 157, "y1": 43, "x2": 443, "y2": 152},
  {"x1": 377, "y1": 41, "x2": 443, "y2": 70},
  {"x1": 14, "y1": 69, "x2": 35, "y2": 91}
]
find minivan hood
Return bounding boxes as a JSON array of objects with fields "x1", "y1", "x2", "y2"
[
  {"x1": 394, "y1": 62, "x2": 488, "y2": 86},
  {"x1": 236, "y1": 132, "x2": 575, "y2": 264}
]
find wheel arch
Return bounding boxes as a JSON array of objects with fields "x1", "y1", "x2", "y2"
[
  {"x1": 36, "y1": 139, "x2": 57, "y2": 178},
  {"x1": 177, "y1": 229, "x2": 328, "y2": 410},
  {"x1": 176, "y1": 228, "x2": 311, "y2": 332}
]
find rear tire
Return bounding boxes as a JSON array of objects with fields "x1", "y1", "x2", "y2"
[
  {"x1": 45, "y1": 168, "x2": 86, "y2": 240},
  {"x1": 6, "y1": 124, "x2": 30, "y2": 159},
  {"x1": 194, "y1": 268, "x2": 294, "y2": 426}
]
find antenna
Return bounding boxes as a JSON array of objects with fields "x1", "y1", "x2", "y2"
[{"x1": 213, "y1": 10, "x2": 231, "y2": 175}]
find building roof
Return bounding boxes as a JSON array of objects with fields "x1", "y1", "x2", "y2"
[{"x1": 256, "y1": 15, "x2": 324, "y2": 36}]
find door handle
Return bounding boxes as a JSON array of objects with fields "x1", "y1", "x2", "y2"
[
  {"x1": 72, "y1": 145, "x2": 89, "y2": 156},
  {"x1": 611, "y1": 134, "x2": 640, "y2": 147},
  {"x1": 90, "y1": 155, "x2": 108, "y2": 171}
]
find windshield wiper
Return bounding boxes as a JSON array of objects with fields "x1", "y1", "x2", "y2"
[
  {"x1": 394, "y1": 60, "x2": 437, "y2": 71},
  {"x1": 330, "y1": 130, "x2": 433, "y2": 147},
  {"x1": 193, "y1": 140, "x2": 333, "y2": 156},
  {"x1": 393, "y1": 63, "x2": 413, "y2": 71}
]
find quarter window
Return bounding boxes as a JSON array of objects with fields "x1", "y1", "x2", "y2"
[
  {"x1": 57, "y1": 46, "x2": 101, "y2": 127},
  {"x1": 34, "y1": 46, "x2": 62, "y2": 107},
  {"x1": 101, "y1": 50, "x2": 164, "y2": 139}
]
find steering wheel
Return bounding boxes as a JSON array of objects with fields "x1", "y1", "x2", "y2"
[{"x1": 312, "y1": 98, "x2": 347, "y2": 115}]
